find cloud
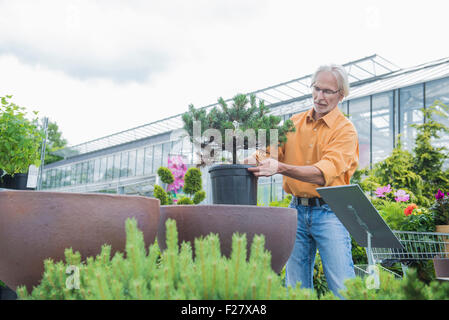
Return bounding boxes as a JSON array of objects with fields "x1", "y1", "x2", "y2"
[{"x1": 0, "y1": 0, "x2": 266, "y2": 83}]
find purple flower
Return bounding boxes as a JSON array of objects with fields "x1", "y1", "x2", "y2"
[
  {"x1": 375, "y1": 184, "x2": 392, "y2": 198},
  {"x1": 394, "y1": 189, "x2": 410, "y2": 202},
  {"x1": 435, "y1": 190, "x2": 445, "y2": 200}
]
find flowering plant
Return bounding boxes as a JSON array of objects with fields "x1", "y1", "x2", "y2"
[
  {"x1": 404, "y1": 203, "x2": 418, "y2": 216},
  {"x1": 374, "y1": 184, "x2": 411, "y2": 203},
  {"x1": 374, "y1": 185, "x2": 434, "y2": 232},
  {"x1": 430, "y1": 190, "x2": 449, "y2": 226},
  {"x1": 153, "y1": 156, "x2": 206, "y2": 205},
  {"x1": 400, "y1": 203, "x2": 435, "y2": 232},
  {"x1": 166, "y1": 156, "x2": 188, "y2": 200}
]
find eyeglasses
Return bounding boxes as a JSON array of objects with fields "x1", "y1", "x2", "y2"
[{"x1": 311, "y1": 85, "x2": 340, "y2": 97}]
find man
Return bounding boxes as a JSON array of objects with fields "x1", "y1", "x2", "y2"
[{"x1": 246, "y1": 64, "x2": 359, "y2": 298}]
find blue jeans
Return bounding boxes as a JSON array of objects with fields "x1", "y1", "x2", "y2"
[{"x1": 285, "y1": 200, "x2": 355, "y2": 299}]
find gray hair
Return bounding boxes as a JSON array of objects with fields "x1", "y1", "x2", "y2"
[{"x1": 311, "y1": 64, "x2": 350, "y2": 98}]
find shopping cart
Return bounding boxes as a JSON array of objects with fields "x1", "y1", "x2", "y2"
[
  {"x1": 370, "y1": 230, "x2": 449, "y2": 277},
  {"x1": 316, "y1": 185, "x2": 449, "y2": 280}
]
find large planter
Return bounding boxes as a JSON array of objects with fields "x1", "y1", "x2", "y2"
[
  {"x1": 433, "y1": 258, "x2": 449, "y2": 279},
  {"x1": 208, "y1": 164, "x2": 257, "y2": 205},
  {"x1": 0, "y1": 190, "x2": 160, "y2": 292},
  {"x1": 157, "y1": 205, "x2": 297, "y2": 273},
  {"x1": 436, "y1": 225, "x2": 449, "y2": 258}
]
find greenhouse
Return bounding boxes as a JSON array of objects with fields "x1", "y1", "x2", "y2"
[{"x1": 40, "y1": 54, "x2": 449, "y2": 205}]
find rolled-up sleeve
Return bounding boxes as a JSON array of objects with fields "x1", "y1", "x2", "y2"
[{"x1": 313, "y1": 128, "x2": 359, "y2": 187}]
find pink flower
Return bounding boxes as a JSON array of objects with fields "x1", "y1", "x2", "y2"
[
  {"x1": 375, "y1": 184, "x2": 392, "y2": 198},
  {"x1": 394, "y1": 189, "x2": 409, "y2": 202},
  {"x1": 435, "y1": 190, "x2": 445, "y2": 200},
  {"x1": 167, "y1": 155, "x2": 187, "y2": 193}
]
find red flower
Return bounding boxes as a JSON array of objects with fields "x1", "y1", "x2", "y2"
[{"x1": 404, "y1": 203, "x2": 418, "y2": 216}]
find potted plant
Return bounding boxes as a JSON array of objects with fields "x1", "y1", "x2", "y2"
[
  {"x1": 430, "y1": 190, "x2": 449, "y2": 278},
  {"x1": 431, "y1": 190, "x2": 449, "y2": 232},
  {"x1": 182, "y1": 93, "x2": 295, "y2": 205},
  {"x1": 0, "y1": 95, "x2": 44, "y2": 190},
  {"x1": 153, "y1": 160, "x2": 206, "y2": 205}
]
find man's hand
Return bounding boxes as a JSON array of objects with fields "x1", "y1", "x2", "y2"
[
  {"x1": 241, "y1": 154, "x2": 258, "y2": 165},
  {"x1": 247, "y1": 158, "x2": 280, "y2": 177}
]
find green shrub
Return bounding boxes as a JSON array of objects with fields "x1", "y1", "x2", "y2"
[
  {"x1": 157, "y1": 167, "x2": 174, "y2": 185},
  {"x1": 16, "y1": 218, "x2": 449, "y2": 300},
  {"x1": 176, "y1": 167, "x2": 206, "y2": 205},
  {"x1": 0, "y1": 95, "x2": 44, "y2": 175},
  {"x1": 313, "y1": 253, "x2": 329, "y2": 299},
  {"x1": 176, "y1": 196, "x2": 194, "y2": 205},
  {"x1": 340, "y1": 267, "x2": 448, "y2": 300},
  {"x1": 356, "y1": 101, "x2": 449, "y2": 207},
  {"x1": 268, "y1": 194, "x2": 292, "y2": 207},
  {"x1": 153, "y1": 185, "x2": 168, "y2": 205},
  {"x1": 17, "y1": 218, "x2": 320, "y2": 300},
  {"x1": 183, "y1": 168, "x2": 202, "y2": 195},
  {"x1": 192, "y1": 190, "x2": 206, "y2": 204},
  {"x1": 377, "y1": 200, "x2": 408, "y2": 230}
]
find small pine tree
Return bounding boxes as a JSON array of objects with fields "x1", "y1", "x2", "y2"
[
  {"x1": 153, "y1": 185, "x2": 168, "y2": 205},
  {"x1": 157, "y1": 167, "x2": 175, "y2": 185},
  {"x1": 411, "y1": 101, "x2": 449, "y2": 203},
  {"x1": 178, "y1": 167, "x2": 206, "y2": 205},
  {"x1": 182, "y1": 93, "x2": 296, "y2": 165}
]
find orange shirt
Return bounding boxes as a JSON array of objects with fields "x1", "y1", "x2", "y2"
[{"x1": 259, "y1": 106, "x2": 359, "y2": 198}]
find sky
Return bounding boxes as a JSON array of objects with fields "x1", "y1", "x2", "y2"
[{"x1": 1, "y1": 0, "x2": 448, "y2": 146}]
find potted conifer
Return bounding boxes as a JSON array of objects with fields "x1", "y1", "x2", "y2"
[
  {"x1": 182, "y1": 93, "x2": 295, "y2": 205},
  {"x1": 0, "y1": 95, "x2": 44, "y2": 190}
]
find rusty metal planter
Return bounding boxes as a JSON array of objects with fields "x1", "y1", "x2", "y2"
[
  {"x1": 0, "y1": 190, "x2": 160, "y2": 292},
  {"x1": 157, "y1": 204, "x2": 297, "y2": 274}
]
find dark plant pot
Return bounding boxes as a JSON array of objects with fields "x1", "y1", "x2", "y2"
[
  {"x1": 208, "y1": 164, "x2": 257, "y2": 205},
  {"x1": 0, "y1": 172, "x2": 33, "y2": 190},
  {"x1": 0, "y1": 190, "x2": 160, "y2": 292},
  {"x1": 157, "y1": 205, "x2": 297, "y2": 274}
]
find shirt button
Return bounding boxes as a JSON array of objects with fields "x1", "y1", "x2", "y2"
[
  {"x1": 309, "y1": 144, "x2": 313, "y2": 148},
  {"x1": 313, "y1": 128, "x2": 317, "y2": 132}
]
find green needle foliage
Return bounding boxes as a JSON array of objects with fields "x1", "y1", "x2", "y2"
[
  {"x1": 17, "y1": 218, "x2": 318, "y2": 300},
  {"x1": 182, "y1": 93, "x2": 295, "y2": 165},
  {"x1": 16, "y1": 218, "x2": 449, "y2": 300},
  {"x1": 157, "y1": 167, "x2": 175, "y2": 185}
]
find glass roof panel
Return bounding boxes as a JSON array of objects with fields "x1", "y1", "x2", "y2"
[{"x1": 55, "y1": 54, "x2": 429, "y2": 159}]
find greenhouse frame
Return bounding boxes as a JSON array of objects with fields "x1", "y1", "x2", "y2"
[{"x1": 41, "y1": 54, "x2": 449, "y2": 205}]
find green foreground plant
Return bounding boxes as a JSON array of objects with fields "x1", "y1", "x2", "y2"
[
  {"x1": 17, "y1": 218, "x2": 317, "y2": 300},
  {"x1": 17, "y1": 218, "x2": 449, "y2": 300}
]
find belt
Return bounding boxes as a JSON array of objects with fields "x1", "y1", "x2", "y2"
[{"x1": 292, "y1": 196, "x2": 326, "y2": 207}]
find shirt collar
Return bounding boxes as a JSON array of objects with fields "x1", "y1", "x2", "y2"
[{"x1": 306, "y1": 106, "x2": 342, "y2": 128}]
